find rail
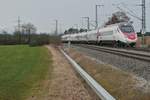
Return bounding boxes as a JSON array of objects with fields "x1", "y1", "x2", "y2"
[
  {"x1": 60, "y1": 48, "x2": 116, "y2": 100},
  {"x1": 126, "y1": 48, "x2": 150, "y2": 52}
]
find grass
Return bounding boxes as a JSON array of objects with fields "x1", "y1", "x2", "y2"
[{"x1": 0, "y1": 45, "x2": 52, "y2": 100}]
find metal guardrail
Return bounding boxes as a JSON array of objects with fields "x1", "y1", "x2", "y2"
[{"x1": 60, "y1": 48, "x2": 116, "y2": 100}]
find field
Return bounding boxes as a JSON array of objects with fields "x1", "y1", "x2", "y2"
[{"x1": 0, "y1": 45, "x2": 52, "y2": 100}]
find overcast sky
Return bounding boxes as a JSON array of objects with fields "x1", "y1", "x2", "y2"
[{"x1": 0, "y1": 0, "x2": 149, "y2": 33}]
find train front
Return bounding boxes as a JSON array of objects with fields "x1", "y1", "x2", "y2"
[{"x1": 119, "y1": 23, "x2": 137, "y2": 47}]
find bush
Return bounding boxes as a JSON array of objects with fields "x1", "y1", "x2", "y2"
[
  {"x1": 29, "y1": 34, "x2": 50, "y2": 46},
  {"x1": 49, "y1": 35, "x2": 61, "y2": 44}
]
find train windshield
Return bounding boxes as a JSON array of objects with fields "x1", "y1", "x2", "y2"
[{"x1": 120, "y1": 24, "x2": 134, "y2": 33}]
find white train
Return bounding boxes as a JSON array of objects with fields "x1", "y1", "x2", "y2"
[{"x1": 62, "y1": 22, "x2": 137, "y2": 47}]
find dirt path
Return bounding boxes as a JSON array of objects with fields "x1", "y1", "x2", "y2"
[
  {"x1": 46, "y1": 45, "x2": 97, "y2": 100},
  {"x1": 27, "y1": 45, "x2": 97, "y2": 100}
]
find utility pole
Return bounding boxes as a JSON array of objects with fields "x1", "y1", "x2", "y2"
[
  {"x1": 82, "y1": 17, "x2": 90, "y2": 30},
  {"x1": 137, "y1": 0, "x2": 146, "y2": 45},
  {"x1": 18, "y1": 16, "x2": 21, "y2": 32},
  {"x1": 95, "y1": 5, "x2": 104, "y2": 29},
  {"x1": 141, "y1": 0, "x2": 146, "y2": 45},
  {"x1": 55, "y1": 20, "x2": 58, "y2": 35},
  {"x1": 28, "y1": 28, "x2": 31, "y2": 44},
  {"x1": 17, "y1": 16, "x2": 21, "y2": 44}
]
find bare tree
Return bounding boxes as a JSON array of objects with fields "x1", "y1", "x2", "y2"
[
  {"x1": 105, "y1": 11, "x2": 130, "y2": 25},
  {"x1": 21, "y1": 23, "x2": 37, "y2": 34},
  {"x1": 21, "y1": 23, "x2": 37, "y2": 43}
]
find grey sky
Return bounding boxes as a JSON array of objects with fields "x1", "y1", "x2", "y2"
[{"x1": 0, "y1": 0, "x2": 149, "y2": 33}]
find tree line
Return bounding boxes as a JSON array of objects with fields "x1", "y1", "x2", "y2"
[{"x1": 0, "y1": 23, "x2": 61, "y2": 46}]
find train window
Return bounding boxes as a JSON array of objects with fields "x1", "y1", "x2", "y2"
[
  {"x1": 101, "y1": 31, "x2": 113, "y2": 36},
  {"x1": 120, "y1": 25, "x2": 134, "y2": 33}
]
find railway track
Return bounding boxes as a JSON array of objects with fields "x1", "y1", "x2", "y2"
[
  {"x1": 74, "y1": 44, "x2": 150, "y2": 62},
  {"x1": 126, "y1": 47, "x2": 150, "y2": 52}
]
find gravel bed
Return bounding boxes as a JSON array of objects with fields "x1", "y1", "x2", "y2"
[{"x1": 67, "y1": 45, "x2": 150, "y2": 81}]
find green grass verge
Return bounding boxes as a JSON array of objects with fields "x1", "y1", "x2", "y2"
[{"x1": 0, "y1": 45, "x2": 52, "y2": 100}]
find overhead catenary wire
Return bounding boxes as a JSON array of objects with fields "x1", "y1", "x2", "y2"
[{"x1": 112, "y1": 4, "x2": 142, "y2": 21}]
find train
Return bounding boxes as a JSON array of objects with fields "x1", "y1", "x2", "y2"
[{"x1": 61, "y1": 22, "x2": 138, "y2": 47}]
